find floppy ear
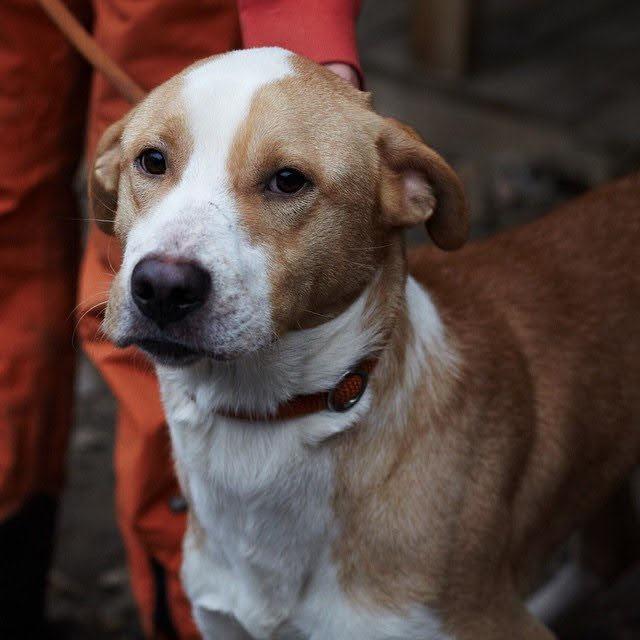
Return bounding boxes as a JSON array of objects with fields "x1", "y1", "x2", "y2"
[
  {"x1": 89, "y1": 118, "x2": 126, "y2": 235},
  {"x1": 377, "y1": 118, "x2": 469, "y2": 250}
]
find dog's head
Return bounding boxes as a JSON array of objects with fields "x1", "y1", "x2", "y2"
[{"x1": 92, "y1": 48, "x2": 467, "y2": 366}]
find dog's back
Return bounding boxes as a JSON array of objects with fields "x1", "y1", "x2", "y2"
[{"x1": 409, "y1": 174, "x2": 640, "y2": 583}]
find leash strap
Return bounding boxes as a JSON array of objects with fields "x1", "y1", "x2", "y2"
[{"x1": 37, "y1": 0, "x2": 146, "y2": 104}]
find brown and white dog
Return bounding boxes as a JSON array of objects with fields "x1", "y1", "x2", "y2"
[{"x1": 91, "y1": 48, "x2": 640, "y2": 639}]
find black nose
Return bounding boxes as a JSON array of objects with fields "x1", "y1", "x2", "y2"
[{"x1": 131, "y1": 257, "x2": 211, "y2": 327}]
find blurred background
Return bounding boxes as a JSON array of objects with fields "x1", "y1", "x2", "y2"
[{"x1": 50, "y1": 0, "x2": 640, "y2": 637}]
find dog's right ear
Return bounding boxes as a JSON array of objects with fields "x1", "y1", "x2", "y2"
[{"x1": 89, "y1": 118, "x2": 126, "y2": 235}]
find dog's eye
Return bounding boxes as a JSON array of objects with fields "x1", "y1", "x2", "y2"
[
  {"x1": 137, "y1": 149, "x2": 166, "y2": 175},
  {"x1": 267, "y1": 168, "x2": 308, "y2": 194}
]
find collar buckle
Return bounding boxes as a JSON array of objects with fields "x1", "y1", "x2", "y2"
[{"x1": 327, "y1": 368, "x2": 369, "y2": 412}]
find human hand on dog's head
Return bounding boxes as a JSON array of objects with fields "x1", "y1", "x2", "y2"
[
  {"x1": 90, "y1": 48, "x2": 467, "y2": 365},
  {"x1": 323, "y1": 62, "x2": 361, "y2": 88}
]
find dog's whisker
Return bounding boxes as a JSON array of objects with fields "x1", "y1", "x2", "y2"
[
  {"x1": 73, "y1": 299, "x2": 107, "y2": 328},
  {"x1": 93, "y1": 195, "x2": 117, "y2": 215},
  {"x1": 61, "y1": 217, "x2": 116, "y2": 223},
  {"x1": 347, "y1": 243, "x2": 392, "y2": 251},
  {"x1": 301, "y1": 309, "x2": 335, "y2": 320},
  {"x1": 67, "y1": 290, "x2": 111, "y2": 320},
  {"x1": 106, "y1": 237, "x2": 118, "y2": 276},
  {"x1": 346, "y1": 261, "x2": 377, "y2": 271},
  {"x1": 71, "y1": 299, "x2": 108, "y2": 350}
]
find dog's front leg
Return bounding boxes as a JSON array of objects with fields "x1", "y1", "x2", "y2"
[{"x1": 194, "y1": 607, "x2": 255, "y2": 640}]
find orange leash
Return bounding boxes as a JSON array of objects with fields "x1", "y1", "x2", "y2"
[{"x1": 37, "y1": 0, "x2": 146, "y2": 104}]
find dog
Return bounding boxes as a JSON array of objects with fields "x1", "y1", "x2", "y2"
[{"x1": 90, "y1": 47, "x2": 640, "y2": 639}]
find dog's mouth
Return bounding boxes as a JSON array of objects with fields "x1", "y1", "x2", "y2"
[
  {"x1": 133, "y1": 338, "x2": 203, "y2": 366},
  {"x1": 123, "y1": 337, "x2": 246, "y2": 366}
]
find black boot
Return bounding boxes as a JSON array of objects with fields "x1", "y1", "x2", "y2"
[{"x1": 0, "y1": 494, "x2": 57, "y2": 639}]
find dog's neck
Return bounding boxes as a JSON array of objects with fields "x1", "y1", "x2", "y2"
[
  {"x1": 158, "y1": 242, "x2": 453, "y2": 441},
  {"x1": 162, "y1": 242, "x2": 459, "y2": 638}
]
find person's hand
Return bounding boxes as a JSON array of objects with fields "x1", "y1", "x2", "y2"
[{"x1": 323, "y1": 62, "x2": 361, "y2": 89}]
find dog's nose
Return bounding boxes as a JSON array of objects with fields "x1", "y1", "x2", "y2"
[{"x1": 131, "y1": 256, "x2": 211, "y2": 327}]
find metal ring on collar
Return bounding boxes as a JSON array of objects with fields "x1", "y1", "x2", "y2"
[{"x1": 327, "y1": 368, "x2": 369, "y2": 412}]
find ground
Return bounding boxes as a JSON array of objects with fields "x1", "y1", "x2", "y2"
[{"x1": 47, "y1": 0, "x2": 640, "y2": 637}]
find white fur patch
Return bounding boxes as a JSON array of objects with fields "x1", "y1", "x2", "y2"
[
  {"x1": 161, "y1": 276, "x2": 453, "y2": 640},
  {"x1": 113, "y1": 48, "x2": 295, "y2": 358},
  {"x1": 372, "y1": 275, "x2": 457, "y2": 438},
  {"x1": 293, "y1": 555, "x2": 448, "y2": 640}
]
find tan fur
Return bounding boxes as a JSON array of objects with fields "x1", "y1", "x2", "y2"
[
  {"x1": 331, "y1": 175, "x2": 640, "y2": 636},
  {"x1": 90, "y1": 74, "x2": 193, "y2": 238},
  {"x1": 227, "y1": 56, "x2": 467, "y2": 335},
  {"x1": 227, "y1": 58, "x2": 384, "y2": 332}
]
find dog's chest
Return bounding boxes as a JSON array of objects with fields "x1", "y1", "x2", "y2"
[
  {"x1": 161, "y1": 373, "x2": 337, "y2": 637},
  {"x1": 159, "y1": 367, "x2": 451, "y2": 640}
]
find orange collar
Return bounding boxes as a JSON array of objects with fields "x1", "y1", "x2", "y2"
[{"x1": 218, "y1": 358, "x2": 377, "y2": 422}]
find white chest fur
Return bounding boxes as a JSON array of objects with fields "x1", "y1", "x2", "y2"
[
  {"x1": 168, "y1": 407, "x2": 335, "y2": 639},
  {"x1": 158, "y1": 277, "x2": 452, "y2": 640}
]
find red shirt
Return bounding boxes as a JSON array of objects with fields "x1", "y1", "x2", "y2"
[{"x1": 238, "y1": 0, "x2": 362, "y2": 80}]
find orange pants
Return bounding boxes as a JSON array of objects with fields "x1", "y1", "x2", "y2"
[
  {"x1": 1, "y1": 0, "x2": 360, "y2": 635},
  {"x1": 1, "y1": 1, "x2": 240, "y2": 636}
]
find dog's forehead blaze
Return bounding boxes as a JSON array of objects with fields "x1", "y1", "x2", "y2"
[
  {"x1": 179, "y1": 47, "x2": 294, "y2": 175},
  {"x1": 112, "y1": 48, "x2": 294, "y2": 235}
]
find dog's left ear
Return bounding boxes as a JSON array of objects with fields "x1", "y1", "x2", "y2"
[
  {"x1": 377, "y1": 118, "x2": 469, "y2": 250},
  {"x1": 89, "y1": 117, "x2": 126, "y2": 235}
]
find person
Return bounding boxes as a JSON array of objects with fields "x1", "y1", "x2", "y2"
[{"x1": 0, "y1": 1, "x2": 361, "y2": 637}]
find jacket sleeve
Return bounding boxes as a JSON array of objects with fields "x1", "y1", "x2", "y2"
[{"x1": 238, "y1": 0, "x2": 362, "y2": 81}]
